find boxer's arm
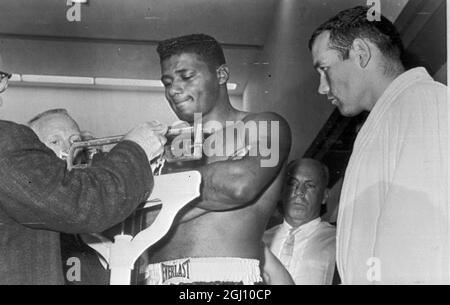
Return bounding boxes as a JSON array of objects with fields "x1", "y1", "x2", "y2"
[
  {"x1": 0, "y1": 121, "x2": 153, "y2": 233},
  {"x1": 198, "y1": 112, "x2": 291, "y2": 211}
]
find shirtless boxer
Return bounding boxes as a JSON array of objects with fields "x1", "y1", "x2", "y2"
[{"x1": 145, "y1": 34, "x2": 292, "y2": 285}]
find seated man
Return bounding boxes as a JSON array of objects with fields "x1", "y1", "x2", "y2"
[
  {"x1": 28, "y1": 108, "x2": 109, "y2": 285},
  {"x1": 28, "y1": 108, "x2": 82, "y2": 161},
  {"x1": 264, "y1": 158, "x2": 336, "y2": 285},
  {"x1": 144, "y1": 34, "x2": 292, "y2": 285}
]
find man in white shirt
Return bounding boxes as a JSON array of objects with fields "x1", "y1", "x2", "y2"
[
  {"x1": 309, "y1": 6, "x2": 448, "y2": 284},
  {"x1": 264, "y1": 158, "x2": 336, "y2": 285}
]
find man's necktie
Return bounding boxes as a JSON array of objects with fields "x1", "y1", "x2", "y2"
[{"x1": 279, "y1": 228, "x2": 295, "y2": 269}]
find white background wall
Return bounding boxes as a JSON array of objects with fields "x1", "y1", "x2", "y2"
[{"x1": 0, "y1": 85, "x2": 243, "y2": 137}]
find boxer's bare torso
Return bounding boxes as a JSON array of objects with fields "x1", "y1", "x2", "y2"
[
  {"x1": 149, "y1": 176, "x2": 284, "y2": 262},
  {"x1": 148, "y1": 110, "x2": 291, "y2": 263}
]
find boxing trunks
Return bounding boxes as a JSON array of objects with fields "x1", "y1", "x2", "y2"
[{"x1": 145, "y1": 257, "x2": 263, "y2": 285}]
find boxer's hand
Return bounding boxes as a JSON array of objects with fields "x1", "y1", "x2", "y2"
[
  {"x1": 124, "y1": 122, "x2": 168, "y2": 161},
  {"x1": 171, "y1": 120, "x2": 190, "y2": 129}
]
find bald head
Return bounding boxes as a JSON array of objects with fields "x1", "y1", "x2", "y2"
[
  {"x1": 28, "y1": 109, "x2": 81, "y2": 159},
  {"x1": 287, "y1": 158, "x2": 329, "y2": 189},
  {"x1": 282, "y1": 158, "x2": 330, "y2": 227}
]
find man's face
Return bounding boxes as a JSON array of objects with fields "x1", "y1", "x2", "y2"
[
  {"x1": 311, "y1": 31, "x2": 366, "y2": 117},
  {"x1": 161, "y1": 53, "x2": 220, "y2": 123},
  {"x1": 282, "y1": 160, "x2": 328, "y2": 226},
  {"x1": 33, "y1": 114, "x2": 81, "y2": 159}
]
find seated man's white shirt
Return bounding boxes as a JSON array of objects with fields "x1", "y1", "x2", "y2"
[
  {"x1": 337, "y1": 67, "x2": 449, "y2": 284},
  {"x1": 264, "y1": 217, "x2": 336, "y2": 285}
]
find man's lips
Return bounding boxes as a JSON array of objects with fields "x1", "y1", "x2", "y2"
[
  {"x1": 173, "y1": 97, "x2": 192, "y2": 106},
  {"x1": 289, "y1": 200, "x2": 308, "y2": 208}
]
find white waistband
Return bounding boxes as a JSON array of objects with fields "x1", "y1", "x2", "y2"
[{"x1": 145, "y1": 257, "x2": 262, "y2": 285}]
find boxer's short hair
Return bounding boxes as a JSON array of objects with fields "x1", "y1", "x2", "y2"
[
  {"x1": 157, "y1": 33, "x2": 226, "y2": 71},
  {"x1": 308, "y1": 5, "x2": 404, "y2": 64}
]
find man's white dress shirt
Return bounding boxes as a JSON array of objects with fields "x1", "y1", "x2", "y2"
[{"x1": 264, "y1": 218, "x2": 336, "y2": 285}]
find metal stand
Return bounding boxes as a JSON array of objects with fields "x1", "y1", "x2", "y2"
[{"x1": 82, "y1": 170, "x2": 201, "y2": 285}]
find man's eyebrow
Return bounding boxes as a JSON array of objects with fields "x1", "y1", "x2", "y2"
[
  {"x1": 287, "y1": 175, "x2": 299, "y2": 181},
  {"x1": 161, "y1": 68, "x2": 190, "y2": 80},
  {"x1": 175, "y1": 68, "x2": 189, "y2": 74}
]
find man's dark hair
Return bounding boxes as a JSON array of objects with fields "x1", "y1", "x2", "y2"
[
  {"x1": 156, "y1": 33, "x2": 226, "y2": 71},
  {"x1": 309, "y1": 6, "x2": 404, "y2": 72}
]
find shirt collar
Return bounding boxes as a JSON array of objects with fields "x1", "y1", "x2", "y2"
[{"x1": 282, "y1": 217, "x2": 321, "y2": 236}]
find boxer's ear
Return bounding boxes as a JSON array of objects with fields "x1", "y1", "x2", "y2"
[
  {"x1": 216, "y1": 64, "x2": 229, "y2": 85},
  {"x1": 350, "y1": 38, "x2": 371, "y2": 69}
]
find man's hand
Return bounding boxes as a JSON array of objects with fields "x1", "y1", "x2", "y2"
[{"x1": 123, "y1": 121, "x2": 168, "y2": 161}]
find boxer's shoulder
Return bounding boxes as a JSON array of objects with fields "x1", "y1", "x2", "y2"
[
  {"x1": 241, "y1": 111, "x2": 288, "y2": 125},
  {"x1": 241, "y1": 112, "x2": 291, "y2": 142}
]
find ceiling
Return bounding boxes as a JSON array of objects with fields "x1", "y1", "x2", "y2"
[
  {"x1": 0, "y1": 0, "x2": 409, "y2": 95},
  {"x1": 0, "y1": 0, "x2": 275, "y2": 45},
  {"x1": 0, "y1": 0, "x2": 277, "y2": 95}
]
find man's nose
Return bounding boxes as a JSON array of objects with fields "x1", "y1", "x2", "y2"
[
  {"x1": 295, "y1": 184, "x2": 307, "y2": 198},
  {"x1": 168, "y1": 81, "x2": 183, "y2": 97},
  {"x1": 61, "y1": 141, "x2": 71, "y2": 155},
  {"x1": 318, "y1": 74, "x2": 330, "y2": 95}
]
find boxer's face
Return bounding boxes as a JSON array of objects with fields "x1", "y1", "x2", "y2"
[
  {"x1": 161, "y1": 52, "x2": 219, "y2": 123},
  {"x1": 282, "y1": 160, "x2": 328, "y2": 226},
  {"x1": 311, "y1": 31, "x2": 367, "y2": 117},
  {"x1": 33, "y1": 114, "x2": 82, "y2": 159}
]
